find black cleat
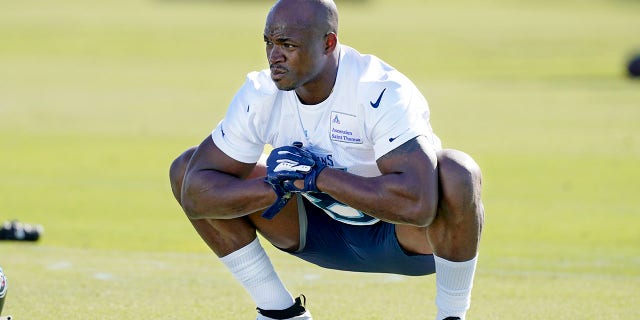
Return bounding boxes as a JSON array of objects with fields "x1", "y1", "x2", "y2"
[{"x1": 256, "y1": 295, "x2": 312, "y2": 320}]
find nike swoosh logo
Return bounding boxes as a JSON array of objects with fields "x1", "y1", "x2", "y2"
[
  {"x1": 370, "y1": 88, "x2": 387, "y2": 108},
  {"x1": 388, "y1": 129, "x2": 410, "y2": 143}
]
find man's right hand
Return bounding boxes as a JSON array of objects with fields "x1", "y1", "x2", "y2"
[
  {"x1": 262, "y1": 143, "x2": 315, "y2": 219},
  {"x1": 265, "y1": 145, "x2": 315, "y2": 183}
]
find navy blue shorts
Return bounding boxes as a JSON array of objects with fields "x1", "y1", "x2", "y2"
[{"x1": 281, "y1": 195, "x2": 435, "y2": 276}]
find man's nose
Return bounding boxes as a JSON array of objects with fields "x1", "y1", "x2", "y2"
[{"x1": 268, "y1": 46, "x2": 284, "y2": 64}]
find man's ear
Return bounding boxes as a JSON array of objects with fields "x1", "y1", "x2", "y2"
[{"x1": 324, "y1": 32, "x2": 338, "y2": 53}]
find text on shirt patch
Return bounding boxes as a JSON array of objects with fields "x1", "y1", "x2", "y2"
[{"x1": 330, "y1": 111, "x2": 363, "y2": 144}]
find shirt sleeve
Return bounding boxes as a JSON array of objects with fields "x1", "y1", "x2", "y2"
[{"x1": 211, "y1": 71, "x2": 276, "y2": 163}]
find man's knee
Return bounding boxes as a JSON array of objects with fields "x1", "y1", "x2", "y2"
[
  {"x1": 169, "y1": 147, "x2": 197, "y2": 203},
  {"x1": 435, "y1": 149, "x2": 484, "y2": 251},
  {"x1": 437, "y1": 149, "x2": 483, "y2": 210}
]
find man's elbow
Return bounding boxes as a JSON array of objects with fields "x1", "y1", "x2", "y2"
[
  {"x1": 410, "y1": 201, "x2": 438, "y2": 227},
  {"x1": 180, "y1": 185, "x2": 214, "y2": 220},
  {"x1": 399, "y1": 193, "x2": 438, "y2": 227},
  {"x1": 180, "y1": 193, "x2": 203, "y2": 220}
]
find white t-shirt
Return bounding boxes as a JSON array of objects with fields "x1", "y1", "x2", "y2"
[{"x1": 212, "y1": 45, "x2": 441, "y2": 225}]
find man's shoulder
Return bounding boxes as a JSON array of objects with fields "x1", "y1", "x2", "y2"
[
  {"x1": 339, "y1": 46, "x2": 418, "y2": 110},
  {"x1": 244, "y1": 69, "x2": 279, "y2": 96},
  {"x1": 341, "y1": 45, "x2": 404, "y2": 83},
  {"x1": 341, "y1": 45, "x2": 415, "y2": 95},
  {"x1": 231, "y1": 69, "x2": 281, "y2": 112}
]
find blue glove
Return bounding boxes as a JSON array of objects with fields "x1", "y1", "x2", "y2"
[
  {"x1": 283, "y1": 151, "x2": 326, "y2": 193},
  {"x1": 265, "y1": 145, "x2": 315, "y2": 183},
  {"x1": 262, "y1": 177, "x2": 293, "y2": 219},
  {"x1": 262, "y1": 143, "x2": 315, "y2": 219}
]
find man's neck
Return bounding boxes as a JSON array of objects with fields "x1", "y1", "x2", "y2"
[{"x1": 295, "y1": 48, "x2": 340, "y2": 105}]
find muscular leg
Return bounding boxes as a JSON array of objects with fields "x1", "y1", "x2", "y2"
[
  {"x1": 169, "y1": 148, "x2": 303, "y2": 313},
  {"x1": 395, "y1": 149, "x2": 483, "y2": 260},
  {"x1": 428, "y1": 149, "x2": 484, "y2": 261},
  {"x1": 394, "y1": 148, "x2": 483, "y2": 320},
  {"x1": 432, "y1": 149, "x2": 484, "y2": 320},
  {"x1": 169, "y1": 147, "x2": 256, "y2": 256},
  {"x1": 169, "y1": 148, "x2": 302, "y2": 256}
]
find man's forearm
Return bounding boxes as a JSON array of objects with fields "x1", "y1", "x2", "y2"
[
  {"x1": 316, "y1": 168, "x2": 439, "y2": 226},
  {"x1": 181, "y1": 170, "x2": 274, "y2": 219}
]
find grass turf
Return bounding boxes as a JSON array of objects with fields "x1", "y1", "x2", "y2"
[{"x1": 1, "y1": 0, "x2": 639, "y2": 318}]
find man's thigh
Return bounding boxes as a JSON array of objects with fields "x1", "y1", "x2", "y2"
[{"x1": 395, "y1": 224, "x2": 433, "y2": 255}]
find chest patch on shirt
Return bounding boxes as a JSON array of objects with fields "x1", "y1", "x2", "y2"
[{"x1": 330, "y1": 111, "x2": 363, "y2": 144}]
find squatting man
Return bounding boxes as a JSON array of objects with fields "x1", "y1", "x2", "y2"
[{"x1": 170, "y1": 0, "x2": 484, "y2": 319}]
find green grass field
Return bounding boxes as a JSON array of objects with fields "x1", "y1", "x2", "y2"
[{"x1": 1, "y1": 0, "x2": 639, "y2": 318}]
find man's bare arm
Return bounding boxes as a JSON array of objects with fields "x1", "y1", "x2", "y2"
[
  {"x1": 315, "y1": 136, "x2": 439, "y2": 226},
  {"x1": 180, "y1": 136, "x2": 275, "y2": 219}
]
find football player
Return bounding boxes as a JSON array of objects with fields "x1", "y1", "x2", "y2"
[{"x1": 170, "y1": 0, "x2": 484, "y2": 319}]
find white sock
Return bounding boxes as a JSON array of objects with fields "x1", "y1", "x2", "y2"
[
  {"x1": 219, "y1": 237, "x2": 294, "y2": 310},
  {"x1": 434, "y1": 254, "x2": 478, "y2": 320}
]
